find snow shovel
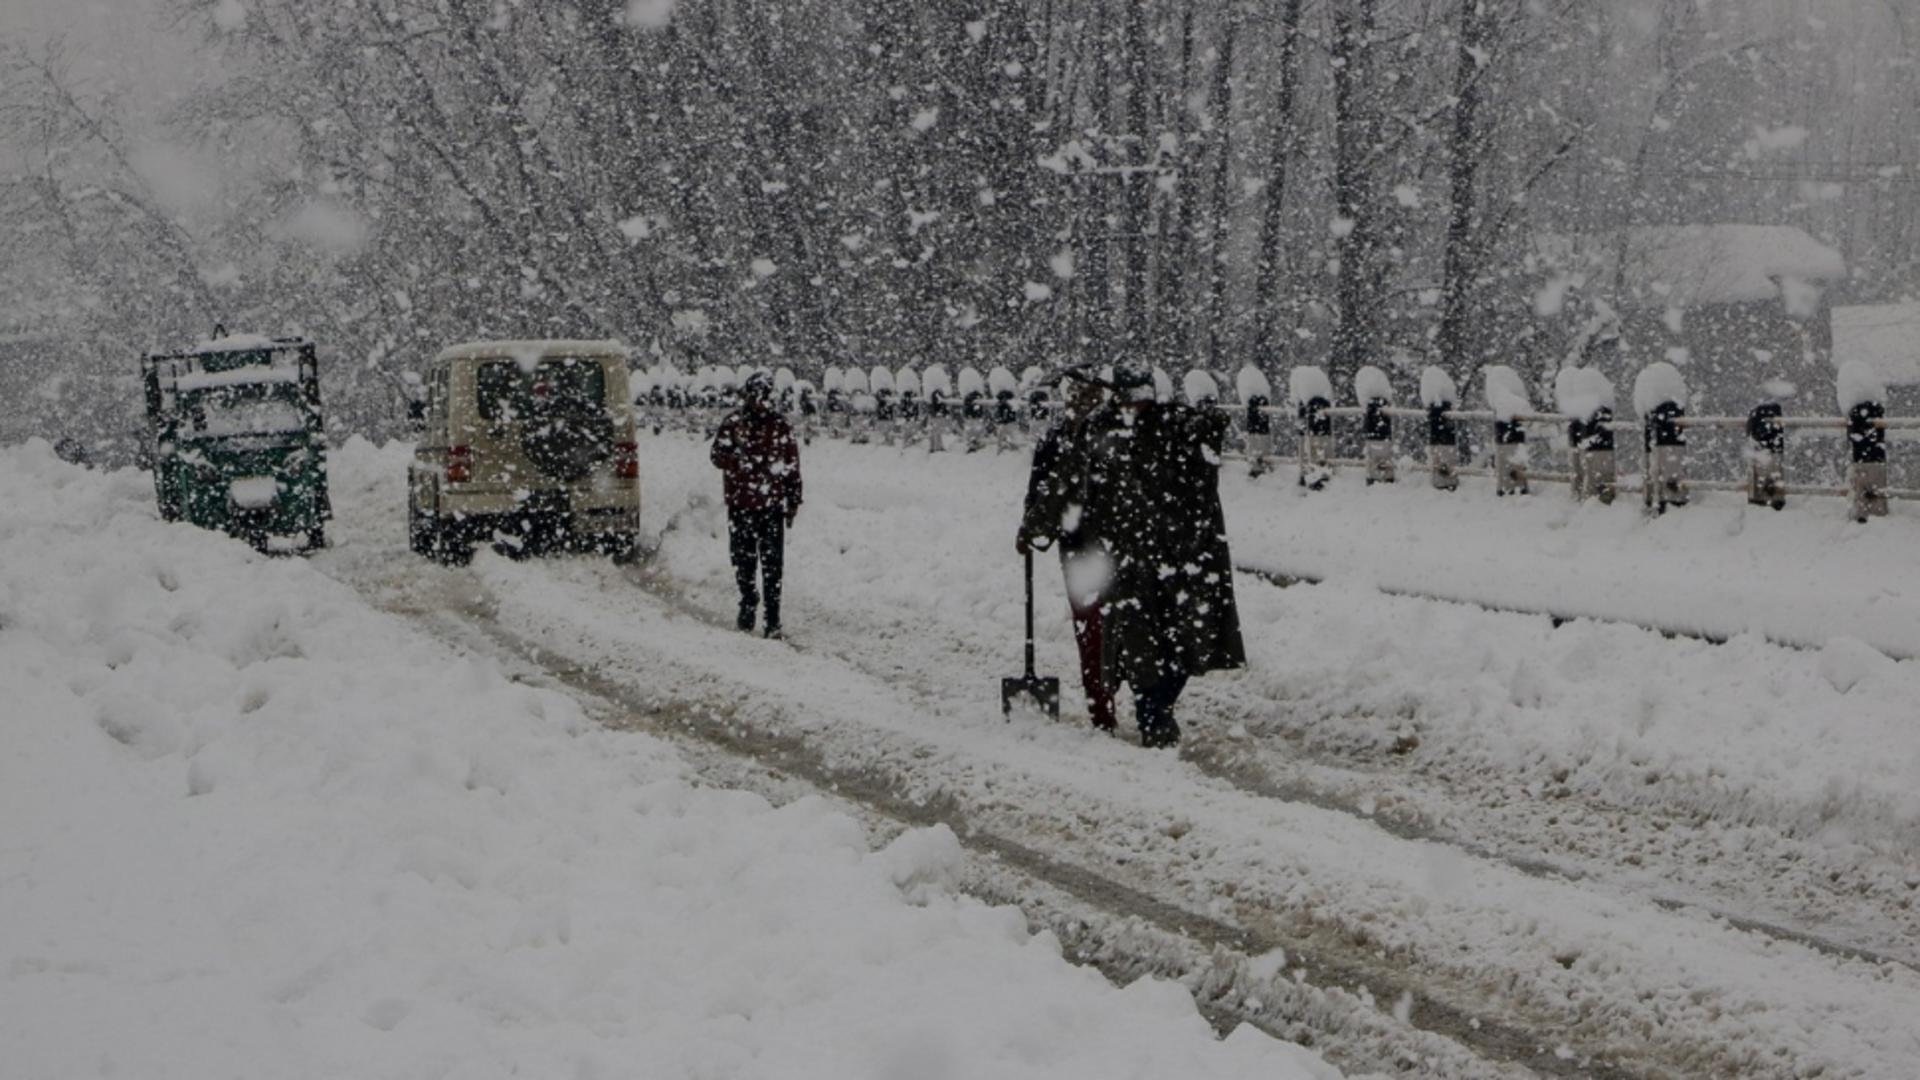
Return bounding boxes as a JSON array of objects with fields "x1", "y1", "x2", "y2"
[{"x1": 1002, "y1": 550, "x2": 1061, "y2": 720}]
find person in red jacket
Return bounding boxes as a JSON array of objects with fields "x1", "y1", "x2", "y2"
[{"x1": 711, "y1": 372, "x2": 803, "y2": 638}]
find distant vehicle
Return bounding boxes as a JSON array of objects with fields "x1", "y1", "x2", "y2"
[
  {"x1": 408, "y1": 340, "x2": 641, "y2": 565},
  {"x1": 141, "y1": 333, "x2": 332, "y2": 553}
]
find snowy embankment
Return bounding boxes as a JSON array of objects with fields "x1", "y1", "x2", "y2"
[
  {"x1": 0, "y1": 439, "x2": 1336, "y2": 1080},
  {"x1": 1232, "y1": 470, "x2": 1920, "y2": 659},
  {"x1": 629, "y1": 433, "x2": 1920, "y2": 864}
]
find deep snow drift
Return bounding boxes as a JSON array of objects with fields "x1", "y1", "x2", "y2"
[{"x1": 0, "y1": 440, "x2": 1337, "y2": 1080}]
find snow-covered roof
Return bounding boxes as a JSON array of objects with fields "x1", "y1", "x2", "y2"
[
  {"x1": 175, "y1": 366, "x2": 304, "y2": 393},
  {"x1": 150, "y1": 334, "x2": 312, "y2": 361},
  {"x1": 432, "y1": 339, "x2": 629, "y2": 364},
  {"x1": 1533, "y1": 226, "x2": 1844, "y2": 308},
  {"x1": 192, "y1": 333, "x2": 282, "y2": 352},
  {"x1": 1833, "y1": 302, "x2": 1920, "y2": 386}
]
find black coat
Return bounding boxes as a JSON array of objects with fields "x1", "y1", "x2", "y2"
[
  {"x1": 1080, "y1": 401, "x2": 1246, "y2": 691},
  {"x1": 1019, "y1": 413, "x2": 1100, "y2": 557}
]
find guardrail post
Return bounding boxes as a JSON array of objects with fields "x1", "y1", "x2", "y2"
[
  {"x1": 1848, "y1": 399, "x2": 1889, "y2": 522},
  {"x1": 1298, "y1": 395, "x2": 1332, "y2": 490},
  {"x1": 1363, "y1": 398, "x2": 1395, "y2": 484},
  {"x1": 1644, "y1": 401, "x2": 1689, "y2": 513},
  {"x1": 1426, "y1": 404, "x2": 1459, "y2": 491},
  {"x1": 1570, "y1": 407, "x2": 1617, "y2": 504},
  {"x1": 1244, "y1": 396, "x2": 1274, "y2": 478},
  {"x1": 1746, "y1": 403, "x2": 1787, "y2": 510},
  {"x1": 1493, "y1": 418, "x2": 1529, "y2": 496}
]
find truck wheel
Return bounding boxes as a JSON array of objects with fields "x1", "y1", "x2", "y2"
[
  {"x1": 408, "y1": 492, "x2": 435, "y2": 557},
  {"x1": 607, "y1": 529, "x2": 641, "y2": 565},
  {"x1": 306, "y1": 527, "x2": 328, "y2": 552}
]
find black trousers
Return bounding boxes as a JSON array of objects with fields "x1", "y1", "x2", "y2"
[{"x1": 728, "y1": 506, "x2": 786, "y2": 628}]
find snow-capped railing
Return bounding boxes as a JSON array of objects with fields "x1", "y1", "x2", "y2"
[
  {"x1": 631, "y1": 360, "x2": 1920, "y2": 523},
  {"x1": 1267, "y1": 363, "x2": 1920, "y2": 523}
]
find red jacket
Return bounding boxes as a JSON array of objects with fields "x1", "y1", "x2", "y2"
[{"x1": 711, "y1": 406, "x2": 803, "y2": 514}]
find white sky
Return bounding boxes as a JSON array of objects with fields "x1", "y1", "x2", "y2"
[{"x1": 1, "y1": 0, "x2": 214, "y2": 114}]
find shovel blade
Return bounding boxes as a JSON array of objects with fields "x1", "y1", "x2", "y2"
[{"x1": 1001, "y1": 675, "x2": 1061, "y2": 720}]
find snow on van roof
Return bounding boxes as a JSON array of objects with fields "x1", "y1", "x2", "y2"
[
  {"x1": 432, "y1": 339, "x2": 629, "y2": 364},
  {"x1": 1533, "y1": 225, "x2": 1845, "y2": 307},
  {"x1": 1832, "y1": 302, "x2": 1920, "y2": 386}
]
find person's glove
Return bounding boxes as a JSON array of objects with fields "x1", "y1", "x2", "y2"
[{"x1": 786, "y1": 506, "x2": 799, "y2": 529}]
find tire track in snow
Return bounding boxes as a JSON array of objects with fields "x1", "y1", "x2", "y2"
[
  {"x1": 432, "y1": 592, "x2": 1645, "y2": 1080},
  {"x1": 660, "y1": 542, "x2": 1917, "y2": 976}
]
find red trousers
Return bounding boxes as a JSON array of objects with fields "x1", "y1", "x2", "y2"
[{"x1": 1066, "y1": 576, "x2": 1117, "y2": 731}]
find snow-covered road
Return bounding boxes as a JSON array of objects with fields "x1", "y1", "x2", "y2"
[
  {"x1": 308, "y1": 432, "x2": 1920, "y2": 1079},
  {"x1": 16, "y1": 428, "x2": 1915, "y2": 1078},
  {"x1": 0, "y1": 440, "x2": 1339, "y2": 1080}
]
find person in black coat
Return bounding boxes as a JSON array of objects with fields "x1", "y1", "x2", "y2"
[
  {"x1": 1078, "y1": 361, "x2": 1246, "y2": 748},
  {"x1": 1017, "y1": 368, "x2": 1118, "y2": 732}
]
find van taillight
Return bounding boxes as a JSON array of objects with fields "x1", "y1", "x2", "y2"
[
  {"x1": 614, "y1": 440, "x2": 639, "y2": 480},
  {"x1": 447, "y1": 445, "x2": 474, "y2": 484}
]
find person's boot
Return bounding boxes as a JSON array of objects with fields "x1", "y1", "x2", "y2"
[
  {"x1": 1140, "y1": 719, "x2": 1180, "y2": 749},
  {"x1": 736, "y1": 602, "x2": 756, "y2": 633},
  {"x1": 763, "y1": 604, "x2": 782, "y2": 640}
]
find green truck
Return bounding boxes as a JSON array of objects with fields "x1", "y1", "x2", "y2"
[{"x1": 141, "y1": 334, "x2": 332, "y2": 553}]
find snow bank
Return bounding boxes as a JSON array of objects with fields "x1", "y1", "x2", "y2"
[
  {"x1": 1236, "y1": 365, "x2": 1272, "y2": 403},
  {"x1": 1481, "y1": 365, "x2": 1532, "y2": 420},
  {"x1": 1288, "y1": 366, "x2": 1332, "y2": 407},
  {"x1": 1632, "y1": 362, "x2": 1689, "y2": 418},
  {"x1": 0, "y1": 440, "x2": 1336, "y2": 1080},
  {"x1": 1553, "y1": 367, "x2": 1616, "y2": 419},
  {"x1": 1420, "y1": 366, "x2": 1458, "y2": 408},
  {"x1": 1836, "y1": 360, "x2": 1888, "y2": 412},
  {"x1": 1184, "y1": 369, "x2": 1220, "y2": 405},
  {"x1": 1354, "y1": 366, "x2": 1394, "y2": 405}
]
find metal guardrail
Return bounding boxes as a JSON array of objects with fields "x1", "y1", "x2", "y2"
[{"x1": 638, "y1": 361, "x2": 1918, "y2": 524}]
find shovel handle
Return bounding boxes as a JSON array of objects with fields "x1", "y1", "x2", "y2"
[{"x1": 1024, "y1": 550, "x2": 1038, "y2": 676}]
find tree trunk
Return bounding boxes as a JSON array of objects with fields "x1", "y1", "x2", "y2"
[
  {"x1": 1437, "y1": 1, "x2": 1496, "y2": 379},
  {"x1": 1204, "y1": 7, "x2": 1240, "y2": 370},
  {"x1": 1253, "y1": 0, "x2": 1305, "y2": 361},
  {"x1": 1330, "y1": 0, "x2": 1384, "y2": 395},
  {"x1": 1120, "y1": 0, "x2": 1154, "y2": 353}
]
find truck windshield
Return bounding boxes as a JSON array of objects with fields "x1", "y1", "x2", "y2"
[{"x1": 183, "y1": 384, "x2": 308, "y2": 438}]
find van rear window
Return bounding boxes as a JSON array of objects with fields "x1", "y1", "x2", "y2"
[
  {"x1": 478, "y1": 357, "x2": 606, "y2": 422},
  {"x1": 478, "y1": 362, "x2": 527, "y2": 422}
]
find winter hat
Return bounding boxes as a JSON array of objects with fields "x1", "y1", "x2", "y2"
[
  {"x1": 742, "y1": 371, "x2": 774, "y2": 400},
  {"x1": 1110, "y1": 360, "x2": 1155, "y2": 402},
  {"x1": 1109, "y1": 360, "x2": 1152, "y2": 391}
]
